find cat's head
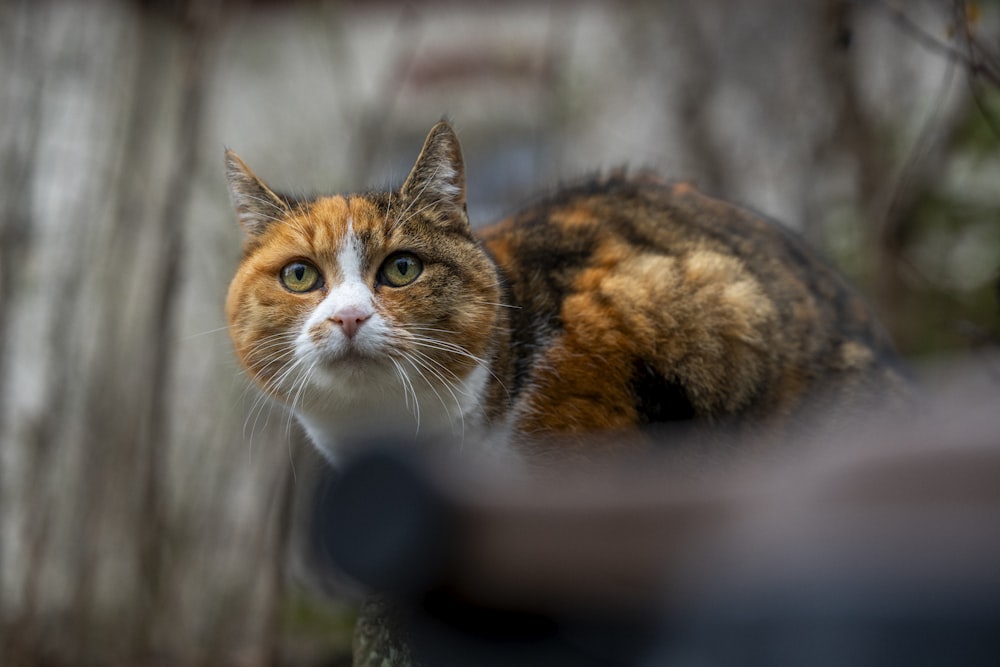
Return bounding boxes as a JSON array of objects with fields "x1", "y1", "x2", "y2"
[{"x1": 225, "y1": 122, "x2": 500, "y2": 457}]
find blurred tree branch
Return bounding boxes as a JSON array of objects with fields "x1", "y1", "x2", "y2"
[{"x1": 873, "y1": 0, "x2": 1000, "y2": 133}]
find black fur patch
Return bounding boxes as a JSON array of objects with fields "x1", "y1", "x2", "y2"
[{"x1": 631, "y1": 360, "x2": 696, "y2": 424}]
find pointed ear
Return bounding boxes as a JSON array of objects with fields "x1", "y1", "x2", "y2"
[
  {"x1": 224, "y1": 149, "x2": 291, "y2": 237},
  {"x1": 400, "y1": 121, "x2": 467, "y2": 218}
]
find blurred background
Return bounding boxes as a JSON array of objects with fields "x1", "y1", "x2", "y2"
[{"x1": 1, "y1": 0, "x2": 998, "y2": 665}]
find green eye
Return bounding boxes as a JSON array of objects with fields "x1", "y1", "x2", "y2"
[
  {"x1": 380, "y1": 253, "x2": 423, "y2": 287},
  {"x1": 280, "y1": 261, "x2": 322, "y2": 293}
]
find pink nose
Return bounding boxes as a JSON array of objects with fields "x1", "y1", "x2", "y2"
[{"x1": 331, "y1": 307, "x2": 372, "y2": 339}]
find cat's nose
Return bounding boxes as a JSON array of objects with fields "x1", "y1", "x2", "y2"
[{"x1": 330, "y1": 306, "x2": 372, "y2": 339}]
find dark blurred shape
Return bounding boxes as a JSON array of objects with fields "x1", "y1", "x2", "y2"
[
  {"x1": 316, "y1": 392, "x2": 1000, "y2": 666},
  {"x1": 313, "y1": 448, "x2": 457, "y2": 596},
  {"x1": 656, "y1": 576, "x2": 1000, "y2": 667}
]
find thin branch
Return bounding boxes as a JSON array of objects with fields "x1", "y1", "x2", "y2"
[
  {"x1": 951, "y1": 0, "x2": 1000, "y2": 143},
  {"x1": 867, "y1": 0, "x2": 1000, "y2": 86}
]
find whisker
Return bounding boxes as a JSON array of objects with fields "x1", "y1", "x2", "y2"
[
  {"x1": 389, "y1": 357, "x2": 421, "y2": 434},
  {"x1": 383, "y1": 189, "x2": 394, "y2": 231},
  {"x1": 236, "y1": 193, "x2": 289, "y2": 220},
  {"x1": 391, "y1": 163, "x2": 440, "y2": 228},
  {"x1": 390, "y1": 162, "x2": 449, "y2": 232},
  {"x1": 402, "y1": 331, "x2": 510, "y2": 399},
  {"x1": 391, "y1": 195, "x2": 449, "y2": 233},
  {"x1": 472, "y1": 300, "x2": 521, "y2": 310},
  {"x1": 407, "y1": 348, "x2": 465, "y2": 386},
  {"x1": 399, "y1": 350, "x2": 466, "y2": 440},
  {"x1": 180, "y1": 325, "x2": 232, "y2": 341},
  {"x1": 406, "y1": 335, "x2": 487, "y2": 365},
  {"x1": 407, "y1": 351, "x2": 468, "y2": 439}
]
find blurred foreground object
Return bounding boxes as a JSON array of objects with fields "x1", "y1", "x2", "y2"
[{"x1": 316, "y1": 385, "x2": 1000, "y2": 666}]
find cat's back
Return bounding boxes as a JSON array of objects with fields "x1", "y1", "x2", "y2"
[{"x1": 477, "y1": 173, "x2": 906, "y2": 444}]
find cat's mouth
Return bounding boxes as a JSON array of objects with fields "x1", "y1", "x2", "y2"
[{"x1": 311, "y1": 342, "x2": 382, "y2": 370}]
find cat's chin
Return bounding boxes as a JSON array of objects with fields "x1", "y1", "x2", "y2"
[
  {"x1": 311, "y1": 345, "x2": 384, "y2": 373},
  {"x1": 312, "y1": 356, "x2": 392, "y2": 386}
]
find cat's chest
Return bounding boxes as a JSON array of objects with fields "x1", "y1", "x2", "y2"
[{"x1": 293, "y1": 361, "x2": 494, "y2": 463}]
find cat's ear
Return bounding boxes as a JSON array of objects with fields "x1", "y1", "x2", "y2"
[
  {"x1": 224, "y1": 149, "x2": 291, "y2": 237},
  {"x1": 400, "y1": 121, "x2": 467, "y2": 223}
]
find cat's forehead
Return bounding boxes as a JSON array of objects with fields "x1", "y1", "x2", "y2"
[
  {"x1": 305, "y1": 195, "x2": 384, "y2": 232},
  {"x1": 243, "y1": 193, "x2": 412, "y2": 270},
  {"x1": 281, "y1": 195, "x2": 390, "y2": 246}
]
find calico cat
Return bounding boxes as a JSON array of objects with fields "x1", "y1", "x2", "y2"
[{"x1": 225, "y1": 120, "x2": 906, "y2": 465}]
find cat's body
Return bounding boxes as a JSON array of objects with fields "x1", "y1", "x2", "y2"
[{"x1": 226, "y1": 121, "x2": 905, "y2": 466}]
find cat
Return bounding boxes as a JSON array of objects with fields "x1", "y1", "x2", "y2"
[
  {"x1": 225, "y1": 120, "x2": 909, "y2": 667},
  {"x1": 225, "y1": 120, "x2": 907, "y2": 466}
]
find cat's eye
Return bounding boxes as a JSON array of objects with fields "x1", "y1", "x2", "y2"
[
  {"x1": 379, "y1": 253, "x2": 423, "y2": 287},
  {"x1": 280, "y1": 261, "x2": 322, "y2": 293}
]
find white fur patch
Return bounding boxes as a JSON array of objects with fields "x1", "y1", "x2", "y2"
[
  {"x1": 283, "y1": 221, "x2": 496, "y2": 464},
  {"x1": 309, "y1": 236, "x2": 368, "y2": 317},
  {"x1": 432, "y1": 163, "x2": 461, "y2": 199}
]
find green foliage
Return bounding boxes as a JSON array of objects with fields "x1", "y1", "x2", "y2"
[
  {"x1": 279, "y1": 590, "x2": 357, "y2": 665},
  {"x1": 953, "y1": 86, "x2": 1000, "y2": 157}
]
